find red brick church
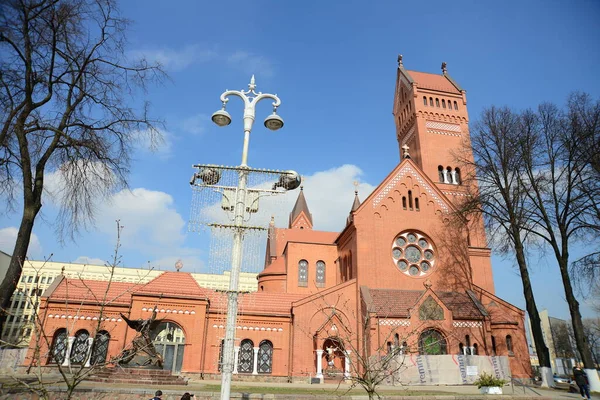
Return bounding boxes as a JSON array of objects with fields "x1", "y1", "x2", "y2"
[{"x1": 30, "y1": 58, "x2": 532, "y2": 382}]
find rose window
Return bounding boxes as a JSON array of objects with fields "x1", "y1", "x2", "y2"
[{"x1": 392, "y1": 231, "x2": 435, "y2": 277}]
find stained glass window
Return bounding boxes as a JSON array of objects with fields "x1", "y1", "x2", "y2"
[
  {"x1": 49, "y1": 328, "x2": 67, "y2": 364},
  {"x1": 418, "y1": 329, "x2": 447, "y2": 355},
  {"x1": 392, "y1": 231, "x2": 436, "y2": 277},
  {"x1": 257, "y1": 340, "x2": 273, "y2": 374},
  {"x1": 316, "y1": 261, "x2": 325, "y2": 286},
  {"x1": 218, "y1": 340, "x2": 224, "y2": 372},
  {"x1": 298, "y1": 260, "x2": 308, "y2": 287},
  {"x1": 238, "y1": 339, "x2": 254, "y2": 373},
  {"x1": 90, "y1": 331, "x2": 110, "y2": 365},
  {"x1": 70, "y1": 330, "x2": 90, "y2": 364}
]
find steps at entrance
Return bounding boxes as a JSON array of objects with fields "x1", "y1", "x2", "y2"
[{"x1": 86, "y1": 367, "x2": 187, "y2": 386}]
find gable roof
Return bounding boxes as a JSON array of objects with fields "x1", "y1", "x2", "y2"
[
  {"x1": 289, "y1": 188, "x2": 313, "y2": 228},
  {"x1": 357, "y1": 158, "x2": 457, "y2": 215},
  {"x1": 136, "y1": 271, "x2": 209, "y2": 299},
  {"x1": 46, "y1": 277, "x2": 140, "y2": 306},
  {"x1": 405, "y1": 70, "x2": 461, "y2": 94},
  {"x1": 369, "y1": 288, "x2": 485, "y2": 320}
]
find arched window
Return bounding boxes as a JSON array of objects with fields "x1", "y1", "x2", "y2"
[
  {"x1": 408, "y1": 190, "x2": 413, "y2": 210},
  {"x1": 506, "y1": 335, "x2": 513, "y2": 355},
  {"x1": 459, "y1": 342, "x2": 464, "y2": 355},
  {"x1": 90, "y1": 331, "x2": 110, "y2": 365},
  {"x1": 454, "y1": 101, "x2": 458, "y2": 110},
  {"x1": 438, "y1": 166, "x2": 444, "y2": 182},
  {"x1": 257, "y1": 340, "x2": 273, "y2": 374},
  {"x1": 429, "y1": 97, "x2": 433, "y2": 106},
  {"x1": 298, "y1": 259, "x2": 308, "y2": 287},
  {"x1": 491, "y1": 336, "x2": 497, "y2": 356},
  {"x1": 316, "y1": 260, "x2": 326, "y2": 286},
  {"x1": 49, "y1": 328, "x2": 68, "y2": 364},
  {"x1": 401, "y1": 341, "x2": 408, "y2": 354},
  {"x1": 442, "y1": 99, "x2": 446, "y2": 108},
  {"x1": 387, "y1": 342, "x2": 393, "y2": 354},
  {"x1": 394, "y1": 333, "x2": 400, "y2": 348},
  {"x1": 419, "y1": 329, "x2": 447, "y2": 355},
  {"x1": 415, "y1": 198, "x2": 420, "y2": 211},
  {"x1": 238, "y1": 339, "x2": 254, "y2": 373},
  {"x1": 70, "y1": 329, "x2": 90, "y2": 365},
  {"x1": 402, "y1": 196, "x2": 407, "y2": 209},
  {"x1": 465, "y1": 334, "x2": 472, "y2": 355},
  {"x1": 473, "y1": 343, "x2": 478, "y2": 355},
  {"x1": 454, "y1": 168, "x2": 461, "y2": 184},
  {"x1": 435, "y1": 98, "x2": 440, "y2": 107}
]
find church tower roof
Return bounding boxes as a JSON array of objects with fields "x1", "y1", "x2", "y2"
[
  {"x1": 289, "y1": 187, "x2": 313, "y2": 229},
  {"x1": 346, "y1": 189, "x2": 361, "y2": 225}
]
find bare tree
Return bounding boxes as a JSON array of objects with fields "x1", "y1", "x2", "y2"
[
  {"x1": 582, "y1": 318, "x2": 600, "y2": 366},
  {"x1": 0, "y1": 0, "x2": 165, "y2": 335},
  {"x1": 456, "y1": 106, "x2": 553, "y2": 386},
  {"x1": 517, "y1": 96, "x2": 599, "y2": 374},
  {"x1": 5, "y1": 221, "x2": 153, "y2": 400}
]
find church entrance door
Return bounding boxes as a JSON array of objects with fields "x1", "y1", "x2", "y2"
[{"x1": 152, "y1": 322, "x2": 185, "y2": 374}]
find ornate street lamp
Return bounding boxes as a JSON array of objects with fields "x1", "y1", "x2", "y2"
[{"x1": 190, "y1": 76, "x2": 299, "y2": 400}]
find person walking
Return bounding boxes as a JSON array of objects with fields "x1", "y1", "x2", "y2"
[
  {"x1": 150, "y1": 389, "x2": 163, "y2": 400},
  {"x1": 573, "y1": 366, "x2": 591, "y2": 400}
]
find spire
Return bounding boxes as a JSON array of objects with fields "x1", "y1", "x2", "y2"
[
  {"x1": 346, "y1": 183, "x2": 361, "y2": 225},
  {"x1": 289, "y1": 187, "x2": 313, "y2": 229}
]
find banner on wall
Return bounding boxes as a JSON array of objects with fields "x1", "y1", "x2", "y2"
[{"x1": 383, "y1": 355, "x2": 511, "y2": 385}]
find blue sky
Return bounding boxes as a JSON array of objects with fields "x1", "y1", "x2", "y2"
[{"x1": 1, "y1": 0, "x2": 599, "y2": 320}]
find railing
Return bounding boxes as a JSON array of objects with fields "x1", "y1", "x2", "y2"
[{"x1": 510, "y1": 377, "x2": 543, "y2": 396}]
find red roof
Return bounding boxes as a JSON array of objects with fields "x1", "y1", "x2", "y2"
[
  {"x1": 239, "y1": 292, "x2": 305, "y2": 314},
  {"x1": 369, "y1": 289, "x2": 484, "y2": 320},
  {"x1": 137, "y1": 271, "x2": 209, "y2": 298},
  {"x1": 48, "y1": 278, "x2": 140, "y2": 306},
  {"x1": 406, "y1": 71, "x2": 460, "y2": 94}
]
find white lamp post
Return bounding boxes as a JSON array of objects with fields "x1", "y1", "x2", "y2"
[{"x1": 211, "y1": 76, "x2": 284, "y2": 400}]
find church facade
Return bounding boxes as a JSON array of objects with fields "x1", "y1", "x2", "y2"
[{"x1": 28, "y1": 59, "x2": 532, "y2": 381}]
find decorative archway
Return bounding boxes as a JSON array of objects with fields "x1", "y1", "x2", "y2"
[{"x1": 152, "y1": 321, "x2": 185, "y2": 374}]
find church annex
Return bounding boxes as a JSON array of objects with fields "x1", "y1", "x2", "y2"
[{"x1": 29, "y1": 59, "x2": 532, "y2": 381}]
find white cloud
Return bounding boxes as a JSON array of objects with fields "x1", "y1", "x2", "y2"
[
  {"x1": 73, "y1": 256, "x2": 105, "y2": 265},
  {"x1": 129, "y1": 44, "x2": 217, "y2": 72},
  {"x1": 226, "y1": 51, "x2": 274, "y2": 78},
  {"x1": 96, "y1": 188, "x2": 185, "y2": 253},
  {"x1": 290, "y1": 165, "x2": 376, "y2": 232},
  {"x1": 129, "y1": 44, "x2": 274, "y2": 77},
  {"x1": 0, "y1": 227, "x2": 43, "y2": 258},
  {"x1": 181, "y1": 113, "x2": 209, "y2": 135},
  {"x1": 194, "y1": 164, "x2": 375, "y2": 234}
]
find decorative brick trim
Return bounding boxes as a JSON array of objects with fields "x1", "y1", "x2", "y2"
[
  {"x1": 47, "y1": 314, "x2": 121, "y2": 322},
  {"x1": 373, "y1": 164, "x2": 449, "y2": 213},
  {"x1": 441, "y1": 191, "x2": 470, "y2": 197},
  {"x1": 425, "y1": 121, "x2": 462, "y2": 132},
  {"x1": 142, "y1": 307, "x2": 195, "y2": 315},
  {"x1": 212, "y1": 324, "x2": 283, "y2": 332},
  {"x1": 400, "y1": 126, "x2": 416, "y2": 146},
  {"x1": 453, "y1": 320, "x2": 483, "y2": 328},
  {"x1": 378, "y1": 319, "x2": 411, "y2": 327}
]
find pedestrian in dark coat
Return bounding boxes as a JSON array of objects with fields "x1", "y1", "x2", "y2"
[{"x1": 573, "y1": 366, "x2": 591, "y2": 400}]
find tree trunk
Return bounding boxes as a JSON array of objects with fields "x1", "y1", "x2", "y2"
[
  {"x1": 0, "y1": 197, "x2": 42, "y2": 336},
  {"x1": 513, "y1": 237, "x2": 552, "y2": 381}
]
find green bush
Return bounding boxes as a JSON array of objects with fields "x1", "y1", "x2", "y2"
[{"x1": 473, "y1": 372, "x2": 507, "y2": 389}]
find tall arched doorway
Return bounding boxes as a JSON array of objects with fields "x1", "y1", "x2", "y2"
[{"x1": 152, "y1": 322, "x2": 185, "y2": 374}]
